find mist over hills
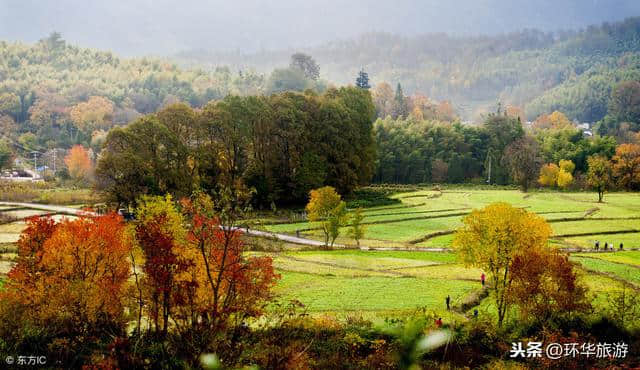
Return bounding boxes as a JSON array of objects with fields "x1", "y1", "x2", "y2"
[{"x1": 1, "y1": 0, "x2": 639, "y2": 56}]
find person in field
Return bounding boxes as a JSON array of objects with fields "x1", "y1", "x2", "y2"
[
  {"x1": 604, "y1": 242, "x2": 608, "y2": 251},
  {"x1": 435, "y1": 317, "x2": 443, "y2": 328},
  {"x1": 446, "y1": 295, "x2": 451, "y2": 311},
  {"x1": 595, "y1": 240, "x2": 599, "y2": 250},
  {"x1": 481, "y1": 272, "x2": 486, "y2": 286},
  {"x1": 620, "y1": 242, "x2": 624, "y2": 250}
]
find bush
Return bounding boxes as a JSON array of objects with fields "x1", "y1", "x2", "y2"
[{"x1": 346, "y1": 187, "x2": 403, "y2": 208}]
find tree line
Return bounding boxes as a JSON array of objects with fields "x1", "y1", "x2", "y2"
[{"x1": 95, "y1": 87, "x2": 376, "y2": 208}]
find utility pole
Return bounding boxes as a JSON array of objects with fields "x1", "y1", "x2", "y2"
[{"x1": 32, "y1": 151, "x2": 38, "y2": 172}]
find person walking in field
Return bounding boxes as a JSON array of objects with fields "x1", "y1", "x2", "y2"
[
  {"x1": 620, "y1": 242, "x2": 624, "y2": 251},
  {"x1": 435, "y1": 317, "x2": 443, "y2": 328},
  {"x1": 481, "y1": 272, "x2": 486, "y2": 287},
  {"x1": 604, "y1": 242, "x2": 608, "y2": 251},
  {"x1": 446, "y1": 295, "x2": 451, "y2": 311},
  {"x1": 595, "y1": 240, "x2": 599, "y2": 251}
]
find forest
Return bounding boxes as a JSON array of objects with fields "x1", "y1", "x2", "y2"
[{"x1": 179, "y1": 17, "x2": 640, "y2": 122}]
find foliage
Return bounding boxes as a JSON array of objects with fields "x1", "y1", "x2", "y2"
[
  {"x1": 348, "y1": 208, "x2": 366, "y2": 246},
  {"x1": 63, "y1": 144, "x2": 92, "y2": 183},
  {"x1": 0, "y1": 34, "x2": 264, "y2": 149},
  {"x1": 0, "y1": 139, "x2": 13, "y2": 170},
  {"x1": 508, "y1": 249, "x2": 590, "y2": 322},
  {"x1": 611, "y1": 143, "x2": 640, "y2": 190},
  {"x1": 96, "y1": 88, "x2": 376, "y2": 207},
  {"x1": 587, "y1": 155, "x2": 613, "y2": 202},
  {"x1": 289, "y1": 53, "x2": 320, "y2": 81},
  {"x1": 538, "y1": 163, "x2": 559, "y2": 187},
  {"x1": 452, "y1": 202, "x2": 552, "y2": 326},
  {"x1": 327, "y1": 202, "x2": 349, "y2": 247},
  {"x1": 356, "y1": 70, "x2": 371, "y2": 89},
  {"x1": 502, "y1": 135, "x2": 542, "y2": 191},
  {"x1": 306, "y1": 186, "x2": 346, "y2": 247},
  {"x1": 556, "y1": 169, "x2": 574, "y2": 189},
  {"x1": 346, "y1": 187, "x2": 401, "y2": 208},
  {"x1": 134, "y1": 195, "x2": 189, "y2": 337},
  {"x1": 372, "y1": 117, "x2": 488, "y2": 184},
  {"x1": 606, "y1": 286, "x2": 640, "y2": 330},
  {"x1": 0, "y1": 214, "x2": 132, "y2": 365}
]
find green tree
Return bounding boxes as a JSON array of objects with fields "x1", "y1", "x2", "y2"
[
  {"x1": 484, "y1": 113, "x2": 524, "y2": 184},
  {"x1": 0, "y1": 139, "x2": 13, "y2": 170},
  {"x1": 392, "y1": 83, "x2": 409, "y2": 119},
  {"x1": 327, "y1": 202, "x2": 349, "y2": 248},
  {"x1": 348, "y1": 207, "x2": 366, "y2": 247}
]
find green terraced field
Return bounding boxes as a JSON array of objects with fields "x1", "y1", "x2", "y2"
[
  {"x1": 570, "y1": 256, "x2": 640, "y2": 286},
  {"x1": 261, "y1": 250, "x2": 481, "y2": 315},
  {"x1": 262, "y1": 188, "x2": 640, "y2": 249}
]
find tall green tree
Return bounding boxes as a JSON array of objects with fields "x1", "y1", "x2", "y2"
[{"x1": 392, "y1": 83, "x2": 409, "y2": 119}]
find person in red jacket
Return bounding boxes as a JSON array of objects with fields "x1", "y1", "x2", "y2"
[
  {"x1": 435, "y1": 317, "x2": 443, "y2": 328},
  {"x1": 481, "y1": 272, "x2": 486, "y2": 287}
]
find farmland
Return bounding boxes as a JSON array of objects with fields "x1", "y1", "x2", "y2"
[
  {"x1": 261, "y1": 188, "x2": 640, "y2": 250},
  {"x1": 2, "y1": 186, "x2": 640, "y2": 320}
]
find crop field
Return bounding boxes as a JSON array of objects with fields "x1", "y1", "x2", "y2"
[
  {"x1": 1, "y1": 187, "x2": 639, "y2": 320},
  {"x1": 262, "y1": 188, "x2": 640, "y2": 250},
  {"x1": 255, "y1": 250, "x2": 481, "y2": 319}
]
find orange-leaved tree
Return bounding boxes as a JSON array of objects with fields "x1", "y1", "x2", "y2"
[
  {"x1": 452, "y1": 202, "x2": 552, "y2": 327},
  {"x1": 181, "y1": 191, "x2": 278, "y2": 331},
  {"x1": 0, "y1": 213, "x2": 133, "y2": 363},
  {"x1": 611, "y1": 143, "x2": 640, "y2": 190},
  {"x1": 508, "y1": 248, "x2": 590, "y2": 322},
  {"x1": 64, "y1": 144, "x2": 92, "y2": 182}
]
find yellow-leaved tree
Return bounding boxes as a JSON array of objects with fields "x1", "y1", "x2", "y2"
[
  {"x1": 452, "y1": 202, "x2": 552, "y2": 327},
  {"x1": 557, "y1": 159, "x2": 575, "y2": 189},
  {"x1": 538, "y1": 163, "x2": 559, "y2": 187},
  {"x1": 306, "y1": 186, "x2": 346, "y2": 247}
]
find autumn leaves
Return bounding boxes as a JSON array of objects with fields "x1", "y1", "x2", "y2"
[
  {"x1": 0, "y1": 192, "x2": 278, "y2": 363},
  {"x1": 452, "y1": 203, "x2": 589, "y2": 327}
]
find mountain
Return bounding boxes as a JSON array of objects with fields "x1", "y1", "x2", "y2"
[{"x1": 177, "y1": 17, "x2": 640, "y2": 121}]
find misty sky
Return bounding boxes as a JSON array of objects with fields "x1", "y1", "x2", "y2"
[{"x1": 1, "y1": 0, "x2": 640, "y2": 56}]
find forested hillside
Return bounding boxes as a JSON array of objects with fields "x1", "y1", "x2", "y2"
[
  {"x1": 0, "y1": 33, "x2": 263, "y2": 149},
  {"x1": 177, "y1": 17, "x2": 640, "y2": 121}
]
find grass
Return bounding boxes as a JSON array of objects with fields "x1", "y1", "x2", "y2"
[
  {"x1": 265, "y1": 250, "x2": 481, "y2": 315},
  {"x1": 275, "y1": 271, "x2": 476, "y2": 313},
  {"x1": 570, "y1": 256, "x2": 640, "y2": 286},
  {"x1": 259, "y1": 188, "x2": 640, "y2": 250}
]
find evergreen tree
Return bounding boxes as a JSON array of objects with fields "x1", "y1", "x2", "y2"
[
  {"x1": 392, "y1": 83, "x2": 409, "y2": 118},
  {"x1": 355, "y1": 70, "x2": 371, "y2": 89}
]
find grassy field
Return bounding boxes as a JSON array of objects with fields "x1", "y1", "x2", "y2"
[
  {"x1": 260, "y1": 250, "x2": 480, "y2": 319},
  {"x1": 1, "y1": 186, "x2": 639, "y2": 321},
  {"x1": 262, "y1": 188, "x2": 640, "y2": 250}
]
